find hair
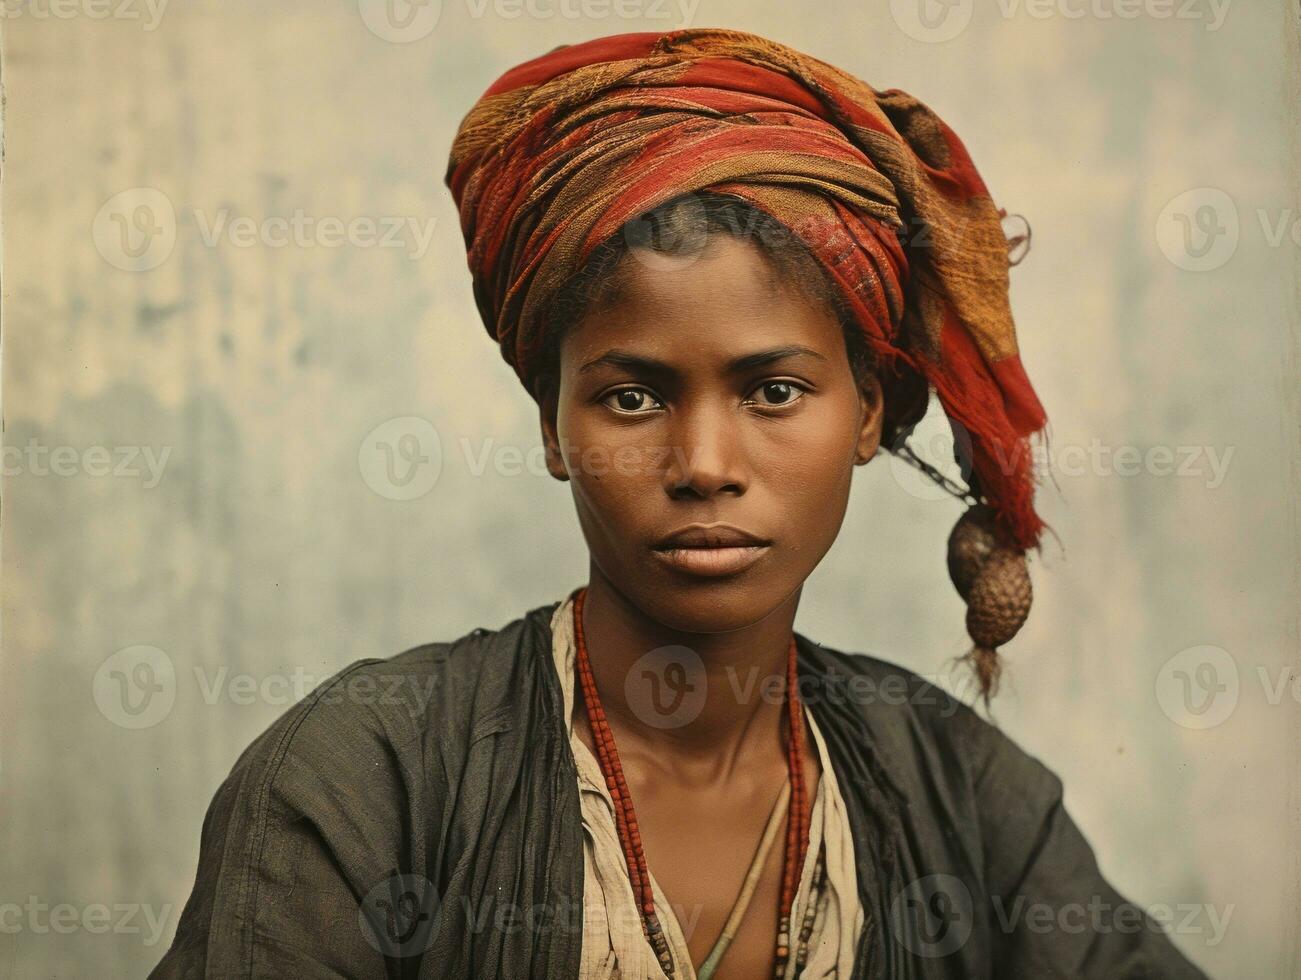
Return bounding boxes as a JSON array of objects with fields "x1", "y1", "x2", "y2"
[{"x1": 533, "y1": 191, "x2": 930, "y2": 448}]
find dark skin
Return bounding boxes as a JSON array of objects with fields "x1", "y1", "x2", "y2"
[{"x1": 540, "y1": 233, "x2": 884, "y2": 979}]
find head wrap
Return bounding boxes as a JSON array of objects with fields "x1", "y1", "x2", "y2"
[
  {"x1": 444, "y1": 29, "x2": 1051, "y2": 694},
  {"x1": 445, "y1": 27, "x2": 1047, "y2": 551}
]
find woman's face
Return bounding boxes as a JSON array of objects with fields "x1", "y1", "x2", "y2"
[{"x1": 540, "y1": 233, "x2": 883, "y2": 633}]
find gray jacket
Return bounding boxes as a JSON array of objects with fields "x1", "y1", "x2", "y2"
[{"x1": 150, "y1": 600, "x2": 1210, "y2": 979}]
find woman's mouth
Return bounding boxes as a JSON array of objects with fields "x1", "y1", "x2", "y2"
[
  {"x1": 652, "y1": 544, "x2": 771, "y2": 577},
  {"x1": 651, "y1": 523, "x2": 773, "y2": 577}
]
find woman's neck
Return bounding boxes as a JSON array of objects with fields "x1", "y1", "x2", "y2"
[{"x1": 576, "y1": 566, "x2": 801, "y2": 787}]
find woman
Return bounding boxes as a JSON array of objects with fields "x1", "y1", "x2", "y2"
[{"x1": 151, "y1": 28, "x2": 1209, "y2": 980}]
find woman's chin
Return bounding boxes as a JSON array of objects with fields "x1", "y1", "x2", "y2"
[{"x1": 632, "y1": 576, "x2": 796, "y2": 635}]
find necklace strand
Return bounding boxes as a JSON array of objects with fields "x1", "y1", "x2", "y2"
[{"x1": 571, "y1": 587, "x2": 814, "y2": 978}]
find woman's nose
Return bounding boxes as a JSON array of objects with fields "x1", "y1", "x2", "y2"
[{"x1": 663, "y1": 400, "x2": 747, "y2": 499}]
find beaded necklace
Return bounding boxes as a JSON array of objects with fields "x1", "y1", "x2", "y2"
[{"x1": 571, "y1": 587, "x2": 820, "y2": 978}]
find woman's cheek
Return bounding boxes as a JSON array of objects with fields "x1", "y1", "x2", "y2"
[
  {"x1": 805, "y1": 402, "x2": 861, "y2": 478},
  {"x1": 768, "y1": 410, "x2": 847, "y2": 477},
  {"x1": 572, "y1": 448, "x2": 646, "y2": 534},
  {"x1": 776, "y1": 419, "x2": 855, "y2": 516}
]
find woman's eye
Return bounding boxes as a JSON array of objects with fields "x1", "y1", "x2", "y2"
[
  {"x1": 603, "y1": 388, "x2": 662, "y2": 414},
  {"x1": 749, "y1": 381, "x2": 805, "y2": 407}
]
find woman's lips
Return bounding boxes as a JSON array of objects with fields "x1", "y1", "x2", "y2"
[
  {"x1": 652, "y1": 544, "x2": 771, "y2": 577},
  {"x1": 651, "y1": 523, "x2": 772, "y2": 577}
]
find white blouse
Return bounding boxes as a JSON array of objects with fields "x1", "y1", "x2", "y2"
[{"x1": 548, "y1": 588, "x2": 864, "y2": 979}]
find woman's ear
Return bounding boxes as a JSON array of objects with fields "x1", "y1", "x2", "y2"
[
  {"x1": 854, "y1": 372, "x2": 885, "y2": 466},
  {"x1": 538, "y1": 378, "x2": 570, "y2": 482}
]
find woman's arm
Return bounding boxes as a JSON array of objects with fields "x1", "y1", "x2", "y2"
[
  {"x1": 966, "y1": 714, "x2": 1213, "y2": 979},
  {"x1": 149, "y1": 658, "x2": 440, "y2": 979}
]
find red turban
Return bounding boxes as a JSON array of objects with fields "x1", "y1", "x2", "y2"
[{"x1": 445, "y1": 28, "x2": 1049, "y2": 553}]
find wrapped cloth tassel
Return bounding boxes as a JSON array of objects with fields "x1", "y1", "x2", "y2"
[{"x1": 947, "y1": 504, "x2": 1034, "y2": 703}]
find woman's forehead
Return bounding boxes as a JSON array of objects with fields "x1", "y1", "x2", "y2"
[
  {"x1": 575, "y1": 239, "x2": 835, "y2": 338},
  {"x1": 564, "y1": 301, "x2": 844, "y2": 375},
  {"x1": 605, "y1": 233, "x2": 786, "y2": 305}
]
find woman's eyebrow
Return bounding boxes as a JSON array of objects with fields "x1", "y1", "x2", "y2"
[
  {"x1": 728, "y1": 344, "x2": 828, "y2": 372},
  {"x1": 578, "y1": 349, "x2": 670, "y2": 376},
  {"x1": 579, "y1": 345, "x2": 828, "y2": 376}
]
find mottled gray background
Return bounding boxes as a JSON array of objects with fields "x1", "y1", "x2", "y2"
[{"x1": 2, "y1": 1, "x2": 1298, "y2": 976}]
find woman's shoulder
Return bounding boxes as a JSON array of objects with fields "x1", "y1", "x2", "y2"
[
  {"x1": 796, "y1": 632, "x2": 985, "y2": 730},
  {"x1": 795, "y1": 634, "x2": 1063, "y2": 807},
  {"x1": 177, "y1": 601, "x2": 562, "y2": 896},
  {"x1": 152, "y1": 602, "x2": 565, "y2": 977},
  {"x1": 231, "y1": 599, "x2": 562, "y2": 774}
]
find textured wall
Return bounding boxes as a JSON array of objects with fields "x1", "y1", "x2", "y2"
[{"x1": 1, "y1": 1, "x2": 1297, "y2": 976}]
